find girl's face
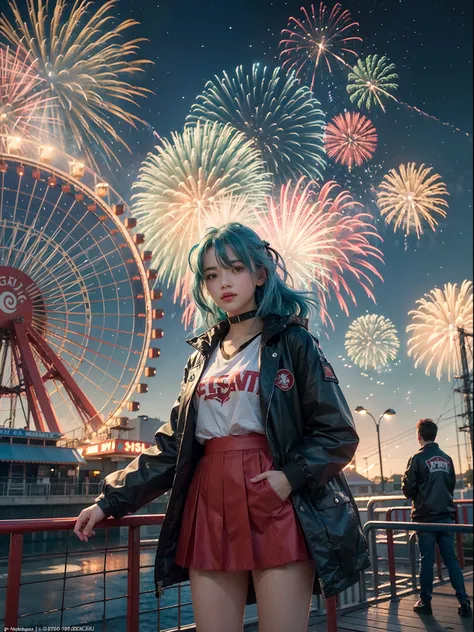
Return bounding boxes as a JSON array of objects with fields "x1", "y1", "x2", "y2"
[{"x1": 202, "y1": 245, "x2": 265, "y2": 317}]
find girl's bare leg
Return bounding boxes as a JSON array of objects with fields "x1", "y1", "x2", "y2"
[
  {"x1": 252, "y1": 560, "x2": 316, "y2": 632},
  {"x1": 189, "y1": 568, "x2": 249, "y2": 632}
]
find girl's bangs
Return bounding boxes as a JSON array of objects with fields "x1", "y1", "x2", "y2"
[{"x1": 197, "y1": 232, "x2": 254, "y2": 279}]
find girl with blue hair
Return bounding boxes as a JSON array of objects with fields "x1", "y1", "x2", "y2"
[{"x1": 75, "y1": 222, "x2": 370, "y2": 632}]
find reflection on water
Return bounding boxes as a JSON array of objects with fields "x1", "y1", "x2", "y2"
[{"x1": 0, "y1": 533, "x2": 258, "y2": 631}]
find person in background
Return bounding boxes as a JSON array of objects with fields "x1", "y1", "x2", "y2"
[
  {"x1": 82, "y1": 475, "x2": 90, "y2": 495},
  {"x1": 402, "y1": 418, "x2": 471, "y2": 618}
]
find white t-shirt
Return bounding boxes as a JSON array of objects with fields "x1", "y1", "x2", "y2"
[{"x1": 193, "y1": 333, "x2": 264, "y2": 444}]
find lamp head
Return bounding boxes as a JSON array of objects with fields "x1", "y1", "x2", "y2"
[
  {"x1": 383, "y1": 408, "x2": 396, "y2": 418},
  {"x1": 355, "y1": 406, "x2": 367, "y2": 415}
]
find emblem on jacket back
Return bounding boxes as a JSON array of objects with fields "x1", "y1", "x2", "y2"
[{"x1": 425, "y1": 456, "x2": 450, "y2": 474}]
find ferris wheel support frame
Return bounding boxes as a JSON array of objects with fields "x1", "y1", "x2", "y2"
[
  {"x1": 11, "y1": 319, "x2": 101, "y2": 434},
  {"x1": 27, "y1": 324, "x2": 102, "y2": 431}
]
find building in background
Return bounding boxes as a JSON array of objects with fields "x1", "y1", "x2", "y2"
[
  {"x1": 0, "y1": 427, "x2": 85, "y2": 496},
  {"x1": 344, "y1": 470, "x2": 377, "y2": 497},
  {"x1": 77, "y1": 416, "x2": 164, "y2": 481}
]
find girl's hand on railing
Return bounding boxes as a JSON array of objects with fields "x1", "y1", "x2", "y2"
[{"x1": 73, "y1": 504, "x2": 105, "y2": 542}]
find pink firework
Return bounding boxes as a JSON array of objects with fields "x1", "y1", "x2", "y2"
[
  {"x1": 324, "y1": 111, "x2": 377, "y2": 168},
  {"x1": 0, "y1": 45, "x2": 54, "y2": 139},
  {"x1": 255, "y1": 179, "x2": 383, "y2": 327},
  {"x1": 322, "y1": 204, "x2": 384, "y2": 324},
  {"x1": 254, "y1": 179, "x2": 340, "y2": 293},
  {"x1": 280, "y1": 2, "x2": 362, "y2": 90}
]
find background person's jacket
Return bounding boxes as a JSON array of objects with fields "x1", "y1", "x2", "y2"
[
  {"x1": 95, "y1": 313, "x2": 370, "y2": 604},
  {"x1": 402, "y1": 442, "x2": 456, "y2": 522}
]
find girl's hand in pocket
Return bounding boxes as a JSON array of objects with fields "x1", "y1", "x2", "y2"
[{"x1": 250, "y1": 470, "x2": 293, "y2": 501}]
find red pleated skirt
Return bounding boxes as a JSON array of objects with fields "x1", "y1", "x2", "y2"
[{"x1": 174, "y1": 432, "x2": 310, "y2": 571}]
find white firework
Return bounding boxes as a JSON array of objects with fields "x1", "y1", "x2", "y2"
[
  {"x1": 132, "y1": 121, "x2": 270, "y2": 289},
  {"x1": 345, "y1": 314, "x2": 399, "y2": 370},
  {"x1": 407, "y1": 281, "x2": 473, "y2": 380}
]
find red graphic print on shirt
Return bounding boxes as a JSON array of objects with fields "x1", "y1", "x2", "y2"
[{"x1": 196, "y1": 370, "x2": 260, "y2": 406}]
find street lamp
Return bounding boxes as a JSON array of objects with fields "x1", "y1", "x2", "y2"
[{"x1": 355, "y1": 406, "x2": 396, "y2": 493}]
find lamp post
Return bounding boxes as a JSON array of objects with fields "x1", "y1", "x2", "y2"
[{"x1": 355, "y1": 406, "x2": 396, "y2": 493}]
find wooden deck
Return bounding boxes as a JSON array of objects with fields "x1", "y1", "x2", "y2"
[{"x1": 309, "y1": 578, "x2": 473, "y2": 632}]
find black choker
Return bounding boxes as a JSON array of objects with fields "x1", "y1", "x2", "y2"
[{"x1": 227, "y1": 309, "x2": 258, "y2": 324}]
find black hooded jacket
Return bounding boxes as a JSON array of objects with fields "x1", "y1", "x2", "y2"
[
  {"x1": 402, "y1": 442, "x2": 457, "y2": 522},
  {"x1": 95, "y1": 313, "x2": 370, "y2": 603}
]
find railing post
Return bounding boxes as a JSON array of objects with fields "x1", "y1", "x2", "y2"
[
  {"x1": 5, "y1": 533, "x2": 23, "y2": 628},
  {"x1": 127, "y1": 525, "x2": 141, "y2": 632},
  {"x1": 409, "y1": 533, "x2": 418, "y2": 590},
  {"x1": 366, "y1": 499, "x2": 380, "y2": 597},
  {"x1": 456, "y1": 505, "x2": 465, "y2": 569},
  {"x1": 386, "y1": 509, "x2": 398, "y2": 601},
  {"x1": 326, "y1": 596, "x2": 338, "y2": 632}
]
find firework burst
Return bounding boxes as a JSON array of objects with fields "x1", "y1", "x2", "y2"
[
  {"x1": 407, "y1": 281, "x2": 473, "y2": 381},
  {"x1": 0, "y1": 45, "x2": 54, "y2": 139},
  {"x1": 253, "y1": 179, "x2": 340, "y2": 293},
  {"x1": 0, "y1": 0, "x2": 151, "y2": 166},
  {"x1": 187, "y1": 64, "x2": 326, "y2": 183},
  {"x1": 345, "y1": 314, "x2": 399, "y2": 370},
  {"x1": 347, "y1": 55, "x2": 398, "y2": 112},
  {"x1": 324, "y1": 111, "x2": 377, "y2": 169},
  {"x1": 279, "y1": 2, "x2": 362, "y2": 91},
  {"x1": 322, "y1": 203, "x2": 384, "y2": 324},
  {"x1": 377, "y1": 163, "x2": 449, "y2": 237},
  {"x1": 253, "y1": 179, "x2": 383, "y2": 326},
  {"x1": 197, "y1": 195, "x2": 262, "y2": 234},
  {"x1": 132, "y1": 121, "x2": 271, "y2": 289}
]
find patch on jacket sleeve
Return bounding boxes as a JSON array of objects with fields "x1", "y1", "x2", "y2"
[
  {"x1": 321, "y1": 359, "x2": 339, "y2": 383},
  {"x1": 275, "y1": 369, "x2": 295, "y2": 391}
]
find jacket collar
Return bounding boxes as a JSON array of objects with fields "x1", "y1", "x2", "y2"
[
  {"x1": 419, "y1": 442, "x2": 438, "y2": 451},
  {"x1": 185, "y1": 313, "x2": 308, "y2": 357}
]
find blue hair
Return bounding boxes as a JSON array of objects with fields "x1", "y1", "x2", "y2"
[{"x1": 187, "y1": 222, "x2": 318, "y2": 328}]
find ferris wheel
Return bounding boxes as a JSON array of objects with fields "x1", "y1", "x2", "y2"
[{"x1": 0, "y1": 135, "x2": 163, "y2": 439}]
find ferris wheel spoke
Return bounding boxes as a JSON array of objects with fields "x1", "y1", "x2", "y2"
[
  {"x1": 32, "y1": 222, "x2": 109, "y2": 284},
  {"x1": 49, "y1": 379, "x2": 86, "y2": 428},
  {"x1": 41, "y1": 260, "x2": 135, "y2": 303},
  {"x1": 45, "y1": 326, "x2": 130, "y2": 375},
  {"x1": 0, "y1": 220, "x2": 92, "y2": 312},
  {"x1": 11, "y1": 219, "x2": 52, "y2": 271},
  {"x1": 44, "y1": 317, "x2": 138, "y2": 351},
  {"x1": 22, "y1": 180, "x2": 50, "y2": 239},
  {"x1": 52, "y1": 296, "x2": 136, "y2": 306},
  {"x1": 35, "y1": 211, "x2": 127, "y2": 287},
  {"x1": 42, "y1": 279, "x2": 135, "y2": 304},
  {"x1": 19, "y1": 204, "x2": 82, "y2": 273},
  {"x1": 36, "y1": 244, "x2": 126, "y2": 298},
  {"x1": 42, "y1": 242, "x2": 131, "y2": 298},
  {"x1": 15, "y1": 212, "x2": 134, "y2": 294},
  {"x1": 45, "y1": 310, "x2": 142, "y2": 322}
]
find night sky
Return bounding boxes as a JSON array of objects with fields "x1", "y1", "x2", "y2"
[{"x1": 110, "y1": 0, "x2": 472, "y2": 477}]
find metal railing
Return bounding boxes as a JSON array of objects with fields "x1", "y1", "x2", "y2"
[
  {"x1": 0, "y1": 515, "x2": 338, "y2": 632},
  {"x1": 361, "y1": 495, "x2": 472, "y2": 597},
  {"x1": 0, "y1": 497, "x2": 472, "y2": 631},
  {"x1": 361, "y1": 520, "x2": 473, "y2": 602},
  {"x1": 0, "y1": 477, "x2": 102, "y2": 497}
]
